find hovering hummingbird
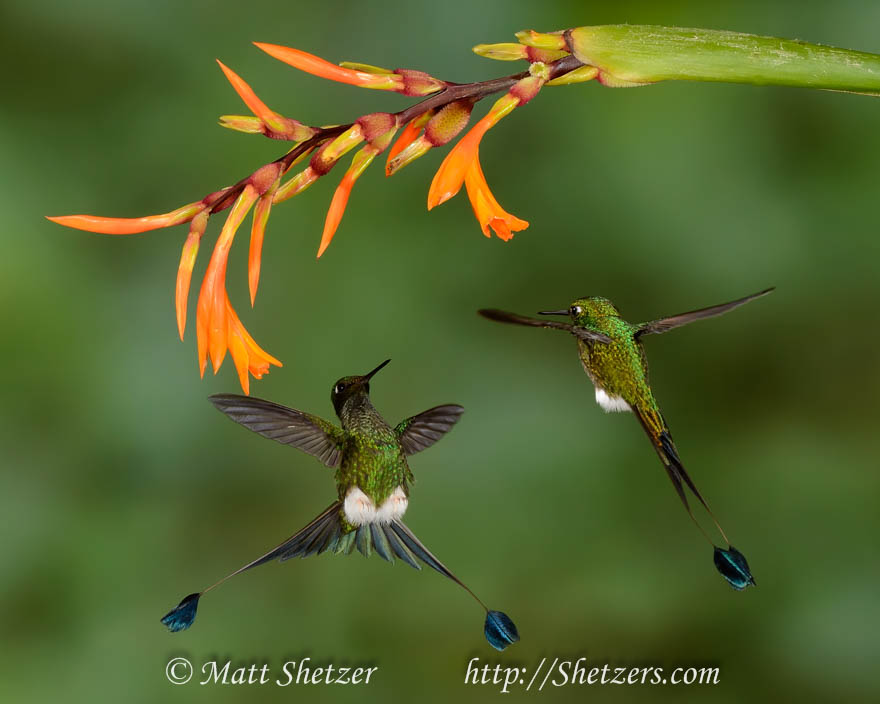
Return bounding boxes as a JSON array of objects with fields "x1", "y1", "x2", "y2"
[
  {"x1": 161, "y1": 359, "x2": 518, "y2": 650},
  {"x1": 478, "y1": 289, "x2": 774, "y2": 590}
]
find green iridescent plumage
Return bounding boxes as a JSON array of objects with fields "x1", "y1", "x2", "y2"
[{"x1": 479, "y1": 288, "x2": 772, "y2": 589}]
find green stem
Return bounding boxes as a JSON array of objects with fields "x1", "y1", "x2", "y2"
[{"x1": 566, "y1": 25, "x2": 880, "y2": 94}]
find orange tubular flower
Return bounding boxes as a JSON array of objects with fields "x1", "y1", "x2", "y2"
[
  {"x1": 427, "y1": 94, "x2": 519, "y2": 211},
  {"x1": 46, "y1": 201, "x2": 207, "y2": 234},
  {"x1": 216, "y1": 61, "x2": 313, "y2": 141},
  {"x1": 254, "y1": 43, "x2": 404, "y2": 90},
  {"x1": 197, "y1": 186, "x2": 255, "y2": 376},
  {"x1": 319, "y1": 146, "x2": 378, "y2": 258},
  {"x1": 224, "y1": 292, "x2": 282, "y2": 395},
  {"x1": 427, "y1": 72, "x2": 546, "y2": 237},
  {"x1": 385, "y1": 113, "x2": 431, "y2": 173},
  {"x1": 464, "y1": 152, "x2": 528, "y2": 241},
  {"x1": 248, "y1": 188, "x2": 277, "y2": 306},
  {"x1": 176, "y1": 209, "x2": 209, "y2": 339}
]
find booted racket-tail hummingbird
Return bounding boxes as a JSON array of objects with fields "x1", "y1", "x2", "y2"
[
  {"x1": 479, "y1": 289, "x2": 774, "y2": 590},
  {"x1": 161, "y1": 359, "x2": 518, "y2": 650}
]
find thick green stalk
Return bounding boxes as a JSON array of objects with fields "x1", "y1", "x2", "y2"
[{"x1": 566, "y1": 25, "x2": 880, "y2": 94}]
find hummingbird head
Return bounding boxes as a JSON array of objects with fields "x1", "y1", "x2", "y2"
[
  {"x1": 331, "y1": 359, "x2": 390, "y2": 416},
  {"x1": 539, "y1": 296, "x2": 620, "y2": 327}
]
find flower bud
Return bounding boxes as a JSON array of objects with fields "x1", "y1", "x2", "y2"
[
  {"x1": 472, "y1": 42, "x2": 529, "y2": 61},
  {"x1": 546, "y1": 65, "x2": 600, "y2": 86},
  {"x1": 394, "y1": 69, "x2": 446, "y2": 96},
  {"x1": 424, "y1": 100, "x2": 474, "y2": 146},
  {"x1": 515, "y1": 29, "x2": 567, "y2": 51}
]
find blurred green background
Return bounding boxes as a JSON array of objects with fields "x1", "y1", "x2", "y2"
[{"x1": 2, "y1": 0, "x2": 879, "y2": 702}]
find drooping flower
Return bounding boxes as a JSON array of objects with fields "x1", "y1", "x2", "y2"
[
  {"x1": 427, "y1": 70, "x2": 547, "y2": 238},
  {"x1": 463, "y1": 151, "x2": 528, "y2": 241}
]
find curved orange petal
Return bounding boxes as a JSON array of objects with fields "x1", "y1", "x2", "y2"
[
  {"x1": 317, "y1": 146, "x2": 377, "y2": 258},
  {"x1": 319, "y1": 172, "x2": 355, "y2": 259},
  {"x1": 464, "y1": 153, "x2": 528, "y2": 241},
  {"x1": 248, "y1": 190, "x2": 276, "y2": 306},
  {"x1": 426, "y1": 123, "x2": 485, "y2": 210},
  {"x1": 216, "y1": 60, "x2": 286, "y2": 134},
  {"x1": 226, "y1": 324, "x2": 251, "y2": 395},
  {"x1": 224, "y1": 294, "x2": 282, "y2": 394},
  {"x1": 175, "y1": 210, "x2": 209, "y2": 340},
  {"x1": 427, "y1": 93, "x2": 521, "y2": 210},
  {"x1": 254, "y1": 43, "x2": 402, "y2": 90},
  {"x1": 47, "y1": 201, "x2": 205, "y2": 234},
  {"x1": 386, "y1": 114, "x2": 428, "y2": 174},
  {"x1": 196, "y1": 185, "x2": 259, "y2": 374}
]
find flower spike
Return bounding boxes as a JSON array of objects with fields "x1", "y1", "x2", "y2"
[{"x1": 51, "y1": 26, "x2": 880, "y2": 393}]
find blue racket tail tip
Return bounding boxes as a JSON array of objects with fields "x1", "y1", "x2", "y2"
[
  {"x1": 713, "y1": 546, "x2": 756, "y2": 591},
  {"x1": 484, "y1": 610, "x2": 519, "y2": 651},
  {"x1": 161, "y1": 592, "x2": 201, "y2": 632}
]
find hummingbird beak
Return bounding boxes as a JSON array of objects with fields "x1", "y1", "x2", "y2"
[
  {"x1": 538, "y1": 309, "x2": 569, "y2": 317},
  {"x1": 364, "y1": 358, "x2": 391, "y2": 381}
]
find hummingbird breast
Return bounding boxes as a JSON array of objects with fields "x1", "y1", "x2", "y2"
[
  {"x1": 577, "y1": 333, "x2": 647, "y2": 413},
  {"x1": 336, "y1": 420, "x2": 413, "y2": 527}
]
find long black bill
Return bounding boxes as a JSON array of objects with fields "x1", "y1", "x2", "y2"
[
  {"x1": 478, "y1": 309, "x2": 572, "y2": 332},
  {"x1": 364, "y1": 358, "x2": 391, "y2": 380},
  {"x1": 538, "y1": 309, "x2": 569, "y2": 316}
]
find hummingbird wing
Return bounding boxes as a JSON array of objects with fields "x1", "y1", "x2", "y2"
[
  {"x1": 209, "y1": 394, "x2": 345, "y2": 468},
  {"x1": 635, "y1": 287, "x2": 774, "y2": 337},
  {"x1": 395, "y1": 405, "x2": 465, "y2": 455},
  {"x1": 478, "y1": 309, "x2": 611, "y2": 343}
]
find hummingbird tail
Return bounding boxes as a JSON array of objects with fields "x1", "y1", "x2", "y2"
[
  {"x1": 634, "y1": 406, "x2": 755, "y2": 590},
  {"x1": 634, "y1": 407, "x2": 731, "y2": 545},
  {"x1": 159, "y1": 504, "x2": 520, "y2": 645},
  {"x1": 160, "y1": 501, "x2": 344, "y2": 632},
  {"x1": 391, "y1": 519, "x2": 519, "y2": 650}
]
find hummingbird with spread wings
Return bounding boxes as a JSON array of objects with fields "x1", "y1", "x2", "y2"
[
  {"x1": 479, "y1": 289, "x2": 774, "y2": 590},
  {"x1": 160, "y1": 359, "x2": 519, "y2": 650}
]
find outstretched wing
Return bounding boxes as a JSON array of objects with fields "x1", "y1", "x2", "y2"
[
  {"x1": 395, "y1": 405, "x2": 465, "y2": 455},
  {"x1": 209, "y1": 394, "x2": 345, "y2": 468},
  {"x1": 478, "y1": 309, "x2": 611, "y2": 344},
  {"x1": 635, "y1": 288, "x2": 774, "y2": 337}
]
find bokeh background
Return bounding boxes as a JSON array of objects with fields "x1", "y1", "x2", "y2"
[{"x1": 2, "y1": 1, "x2": 879, "y2": 702}]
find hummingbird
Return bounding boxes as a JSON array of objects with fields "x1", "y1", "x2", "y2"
[
  {"x1": 160, "y1": 359, "x2": 518, "y2": 651},
  {"x1": 478, "y1": 288, "x2": 774, "y2": 590}
]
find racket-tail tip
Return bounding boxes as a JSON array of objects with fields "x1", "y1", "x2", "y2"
[
  {"x1": 484, "y1": 610, "x2": 519, "y2": 651},
  {"x1": 713, "y1": 546, "x2": 756, "y2": 590},
  {"x1": 161, "y1": 592, "x2": 201, "y2": 632}
]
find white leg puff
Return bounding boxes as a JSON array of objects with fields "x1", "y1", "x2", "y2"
[
  {"x1": 376, "y1": 486, "x2": 408, "y2": 524},
  {"x1": 595, "y1": 387, "x2": 632, "y2": 413},
  {"x1": 343, "y1": 485, "x2": 408, "y2": 525},
  {"x1": 343, "y1": 487, "x2": 377, "y2": 525}
]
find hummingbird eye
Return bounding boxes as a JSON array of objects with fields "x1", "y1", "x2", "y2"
[
  {"x1": 334, "y1": 383, "x2": 345, "y2": 394},
  {"x1": 570, "y1": 305, "x2": 583, "y2": 316}
]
